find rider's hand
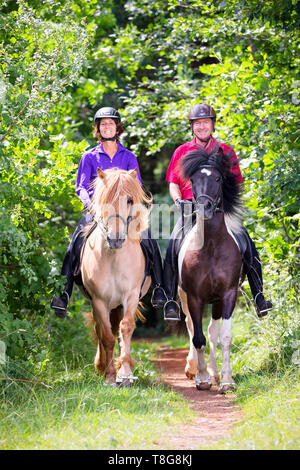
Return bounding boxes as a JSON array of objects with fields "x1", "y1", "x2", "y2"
[{"x1": 175, "y1": 198, "x2": 187, "y2": 209}]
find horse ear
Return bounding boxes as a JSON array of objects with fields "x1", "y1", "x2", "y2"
[
  {"x1": 129, "y1": 168, "x2": 138, "y2": 179},
  {"x1": 97, "y1": 168, "x2": 106, "y2": 179}
]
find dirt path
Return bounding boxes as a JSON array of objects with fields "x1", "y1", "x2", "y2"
[{"x1": 153, "y1": 346, "x2": 242, "y2": 450}]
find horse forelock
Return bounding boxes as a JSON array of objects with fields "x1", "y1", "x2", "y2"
[
  {"x1": 85, "y1": 168, "x2": 152, "y2": 238},
  {"x1": 92, "y1": 168, "x2": 151, "y2": 206},
  {"x1": 180, "y1": 146, "x2": 243, "y2": 217}
]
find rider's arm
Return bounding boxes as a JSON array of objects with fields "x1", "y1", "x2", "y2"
[
  {"x1": 76, "y1": 153, "x2": 93, "y2": 208},
  {"x1": 169, "y1": 182, "x2": 182, "y2": 203}
]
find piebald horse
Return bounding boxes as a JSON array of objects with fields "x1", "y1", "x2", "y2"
[
  {"x1": 81, "y1": 168, "x2": 152, "y2": 386},
  {"x1": 177, "y1": 147, "x2": 243, "y2": 393}
]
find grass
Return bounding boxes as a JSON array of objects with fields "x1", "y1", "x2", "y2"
[
  {"x1": 0, "y1": 339, "x2": 195, "y2": 450},
  {"x1": 214, "y1": 371, "x2": 299, "y2": 450},
  {"x1": 151, "y1": 302, "x2": 300, "y2": 451},
  {"x1": 1, "y1": 282, "x2": 299, "y2": 450}
]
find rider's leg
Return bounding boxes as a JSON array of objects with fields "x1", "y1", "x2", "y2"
[
  {"x1": 140, "y1": 231, "x2": 167, "y2": 309},
  {"x1": 162, "y1": 217, "x2": 184, "y2": 321},
  {"x1": 50, "y1": 213, "x2": 92, "y2": 318},
  {"x1": 245, "y1": 235, "x2": 273, "y2": 317}
]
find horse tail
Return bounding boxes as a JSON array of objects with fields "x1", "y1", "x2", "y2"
[
  {"x1": 135, "y1": 301, "x2": 146, "y2": 323},
  {"x1": 83, "y1": 311, "x2": 97, "y2": 342},
  {"x1": 170, "y1": 308, "x2": 187, "y2": 336}
]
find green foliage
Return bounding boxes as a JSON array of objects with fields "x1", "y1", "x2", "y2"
[
  {"x1": 0, "y1": 0, "x2": 92, "y2": 363},
  {"x1": 0, "y1": 0, "x2": 299, "y2": 391}
]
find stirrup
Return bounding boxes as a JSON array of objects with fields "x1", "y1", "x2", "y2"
[
  {"x1": 151, "y1": 285, "x2": 167, "y2": 309},
  {"x1": 254, "y1": 293, "x2": 273, "y2": 318},
  {"x1": 163, "y1": 300, "x2": 181, "y2": 321},
  {"x1": 50, "y1": 291, "x2": 69, "y2": 318}
]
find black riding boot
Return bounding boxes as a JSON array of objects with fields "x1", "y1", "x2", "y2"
[
  {"x1": 163, "y1": 261, "x2": 181, "y2": 321},
  {"x1": 245, "y1": 238, "x2": 273, "y2": 317},
  {"x1": 50, "y1": 274, "x2": 73, "y2": 318},
  {"x1": 50, "y1": 213, "x2": 92, "y2": 319},
  {"x1": 140, "y1": 236, "x2": 167, "y2": 309},
  {"x1": 246, "y1": 258, "x2": 273, "y2": 317}
]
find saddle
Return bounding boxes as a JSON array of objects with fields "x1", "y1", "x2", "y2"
[
  {"x1": 173, "y1": 215, "x2": 253, "y2": 270},
  {"x1": 72, "y1": 221, "x2": 151, "y2": 299}
]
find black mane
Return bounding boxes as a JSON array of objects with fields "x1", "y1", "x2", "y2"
[{"x1": 180, "y1": 145, "x2": 243, "y2": 215}]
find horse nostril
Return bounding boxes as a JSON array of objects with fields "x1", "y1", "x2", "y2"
[{"x1": 107, "y1": 235, "x2": 124, "y2": 249}]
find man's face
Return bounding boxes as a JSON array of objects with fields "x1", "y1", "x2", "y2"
[{"x1": 192, "y1": 118, "x2": 214, "y2": 142}]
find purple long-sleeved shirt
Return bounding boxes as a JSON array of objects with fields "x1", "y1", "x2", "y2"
[{"x1": 76, "y1": 142, "x2": 142, "y2": 207}]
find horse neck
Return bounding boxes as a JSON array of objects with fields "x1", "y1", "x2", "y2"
[{"x1": 197, "y1": 212, "x2": 227, "y2": 240}]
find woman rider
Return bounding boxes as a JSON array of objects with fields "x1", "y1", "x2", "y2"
[{"x1": 51, "y1": 106, "x2": 169, "y2": 318}]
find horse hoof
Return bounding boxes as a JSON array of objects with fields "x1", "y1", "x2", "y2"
[
  {"x1": 219, "y1": 383, "x2": 235, "y2": 394},
  {"x1": 185, "y1": 370, "x2": 195, "y2": 380},
  {"x1": 104, "y1": 374, "x2": 117, "y2": 386},
  {"x1": 211, "y1": 375, "x2": 220, "y2": 386},
  {"x1": 116, "y1": 375, "x2": 138, "y2": 388},
  {"x1": 196, "y1": 382, "x2": 211, "y2": 391}
]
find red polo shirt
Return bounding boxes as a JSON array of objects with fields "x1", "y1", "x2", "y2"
[{"x1": 166, "y1": 136, "x2": 243, "y2": 200}]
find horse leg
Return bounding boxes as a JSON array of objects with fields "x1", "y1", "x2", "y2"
[
  {"x1": 188, "y1": 297, "x2": 211, "y2": 390},
  {"x1": 207, "y1": 304, "x2": 221, "y2": 386},
  {"x1": 116, "y1": 293, "x2": 139, "y2": 386},
  {"x1": 219, "y1": 290, "x2": 237, "y2": 393},
  {"x1": 94, "y1": 323, "x2": 106, "y2": 375},
  {"x1": 92, "y1": 299, "x2": 116, "y2": 384},
  {"x1": 178, "y1": 288, "x2": 197, "y2": 379}
]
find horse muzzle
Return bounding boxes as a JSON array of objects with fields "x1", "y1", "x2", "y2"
[
  {"x1": 107, "y1": 235, "x2": 125, "y2": 249},
  {"x1": 195, "y1": 198, "x2": 214, "y2": 220}
]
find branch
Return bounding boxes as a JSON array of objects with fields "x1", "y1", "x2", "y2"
[
  {"x1": 0, "y1": 376, "x2": 53, "y2": 390},
  {"x1": 0, "y1": 328, "x2": 26, "y2": 340},
  {"x1": 0, "y1": 264, "x2": 21, "y2": 271},
  {"x1": 0, "y1": 54, "x2": 57, "y2": 143},
  {"x1": 0, "y1": 94, "x2": 33, "y2": 143}
]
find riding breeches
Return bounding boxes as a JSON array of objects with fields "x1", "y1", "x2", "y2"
[
  {"x1": 163, "y1": 214, "x2": 265, "y2": 302},
  {"x1": 60, "y1": 216, "x2": 164, "y2": 288}
]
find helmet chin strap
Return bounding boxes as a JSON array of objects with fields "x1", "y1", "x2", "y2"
[
  {"x1": 195, "y1": 134, "x2": 212, "y2": 148},
  {"x1": 101, "y1": 133, "x2": 118, "y2": 142}
]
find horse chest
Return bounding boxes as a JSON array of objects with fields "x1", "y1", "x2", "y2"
[
  {"x1": 83, "y1": 242, "x2": 145, "y2": 308},
  {"x1": 179, "y1": 235, "x2": 238, "y2": 297}
]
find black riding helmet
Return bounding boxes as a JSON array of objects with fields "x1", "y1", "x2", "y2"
[
  {"x1": 94, "y1": 107, "x2": 121, "y2": 123},
  {"x1": 188, "y1": 103, "x2": 216, "y2": 131}
]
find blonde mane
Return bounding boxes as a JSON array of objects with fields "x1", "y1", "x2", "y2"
[{"x1": 84, "y1": 168, "x2": 152, "y2": 240}]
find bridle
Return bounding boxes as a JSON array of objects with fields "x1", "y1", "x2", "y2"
[
  {"x1": 96, "y1": 200, "x2": 134, "y2": 240},
  {"x1": 194, "y1": 182, "x2": 223, "y2": 215},
  {"x1": 184, "y1": 166, "x2": 224, "y2": 218}
]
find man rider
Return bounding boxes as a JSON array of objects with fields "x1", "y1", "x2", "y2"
[{"x1": 162, "y1": 103, "x2": 273, "y2": 320}]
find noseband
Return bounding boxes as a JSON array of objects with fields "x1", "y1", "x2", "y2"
[{"x1": 96, "y1": 201, "x2": 134, "y2": 239}]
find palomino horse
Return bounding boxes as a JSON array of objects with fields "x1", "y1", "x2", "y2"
[
  {"x1": 80, "y1": 168, "x2": 152, "y2": 386},
  {"x1": 177, "y1": 146, "x2": 243, "y2": 393}
]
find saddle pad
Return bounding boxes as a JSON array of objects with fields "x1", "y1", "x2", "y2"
[{"x1": 177, "y1": 217, "x2": 251, "y2": 284}]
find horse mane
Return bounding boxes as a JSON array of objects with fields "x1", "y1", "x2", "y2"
[
  {"x1": 179, "y1": 145, "x2": 243, "y2": 218},
  {"x1": 84, "y1": 168, "x2": 152, "y2": 239}
]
